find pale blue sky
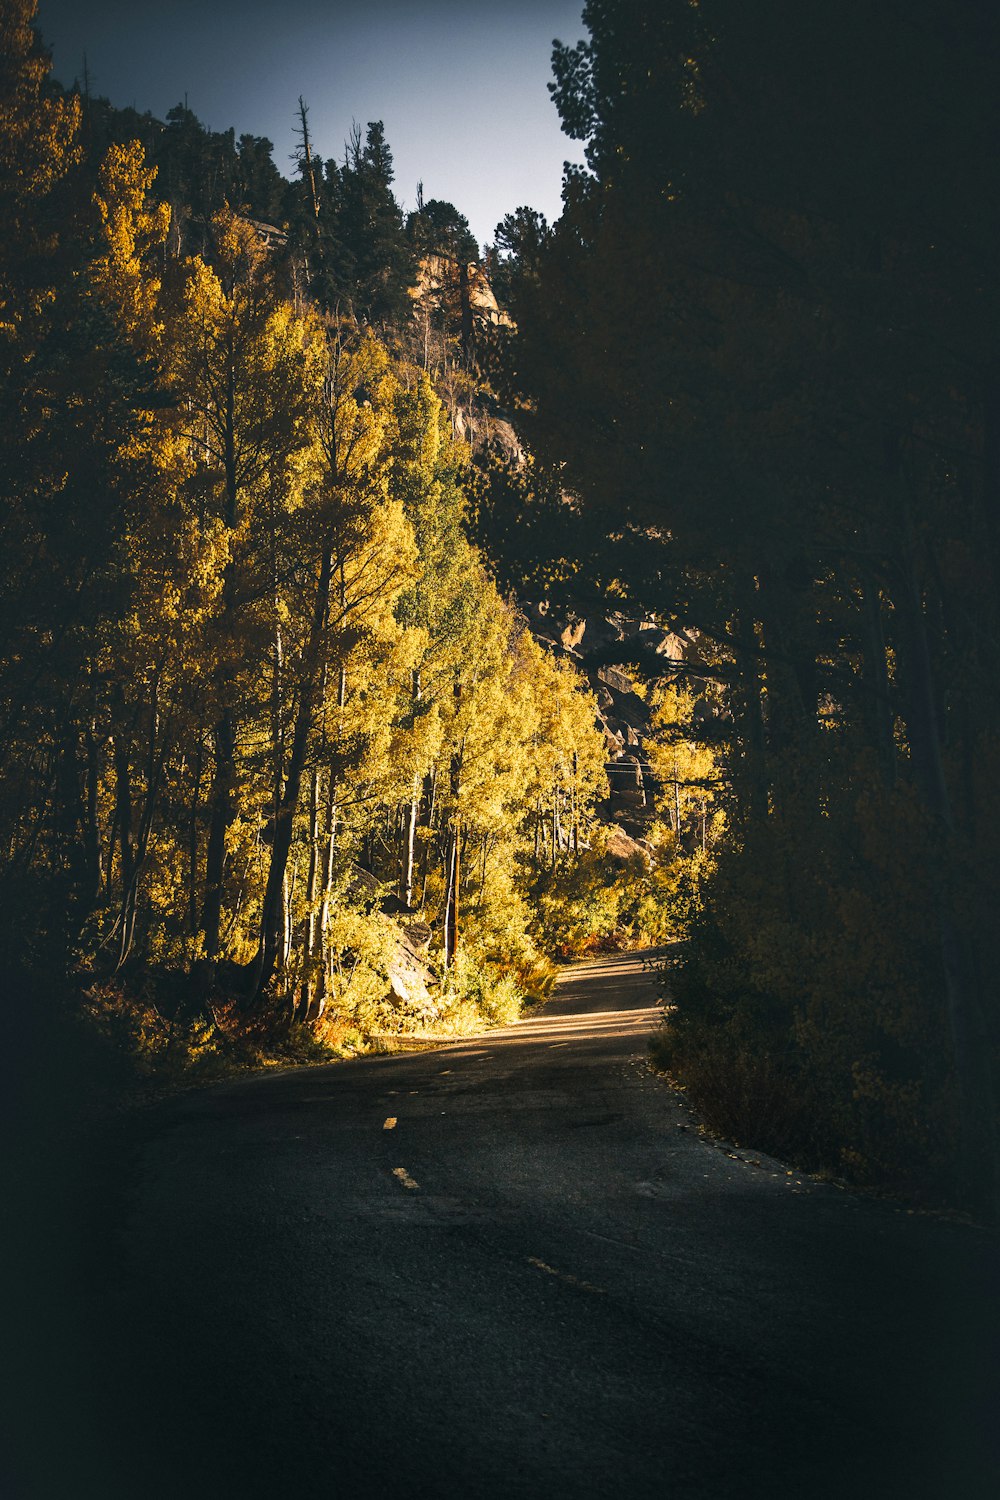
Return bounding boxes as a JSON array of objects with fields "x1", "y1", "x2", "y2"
[{"x1": 37, "y1": 0, "x2": 589, "y2": 248}]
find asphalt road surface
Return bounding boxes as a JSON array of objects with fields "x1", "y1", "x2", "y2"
[{"x1": 11, "y1": 951, "x2": 1000, "y2": 1498}]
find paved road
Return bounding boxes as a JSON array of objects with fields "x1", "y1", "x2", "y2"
[{"x1": 12, "y1": 952, "x2": 999, "y2": 1498}]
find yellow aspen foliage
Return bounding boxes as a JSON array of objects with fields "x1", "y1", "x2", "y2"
[
  {"x1": 648, "y1": 679, "x2": 725, "y2": 850},
  {"x1": 91, "y1": 141, "x2": 171, "y2": 345},
  {"x1": 521, "y1": 641, "x2": 608, "y2": 836}
]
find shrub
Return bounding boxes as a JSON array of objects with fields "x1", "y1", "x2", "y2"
[{"x1": 658, "y1": 764, "x2": 973, "y2": 1205}]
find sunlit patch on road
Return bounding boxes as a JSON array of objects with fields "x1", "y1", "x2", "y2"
[
  {"x1": 486, "y1": 1006, "x2": 662, "y2": 1050},
  {"x1": 527, "y1": 1256, "x2": 606, "y2": 1296}
]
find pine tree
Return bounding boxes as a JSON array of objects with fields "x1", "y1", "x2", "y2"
[
  {"x1": 509, "y1": 0, "x2": 1000, "y2": 1215},
  {"x1": 338, "y1": 121, "x2": 416, "y2": 325}
]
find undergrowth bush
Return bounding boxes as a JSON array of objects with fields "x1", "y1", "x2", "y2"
[
  {"x1": 651, "y1": 1002, "x2": 814, "y2": 1162},
  {"x1": 448, "y1": 955, "x2": 524, "y2": 1026},
  {"x1": 653, "y1": 766, "x2": 976, "y2": 1205},
  {"x1": 529, "y1": 825, "x2": 709, "y2": 958},
  {"x1": 81, "y1": 980, "x2": 342, "y2": 1088},
  {"x1": 442, "y1": 865, "x2": 556, "y2": 1026}
]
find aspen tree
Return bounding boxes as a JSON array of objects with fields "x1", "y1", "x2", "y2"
[
  {"x1": 253, "y1": 333, "x2": 418, "y2": 1004},
  {"x1": 165, "y1": 212, "x2": 317, "y2": 986},
  {"x1": 520, "y1": 643, "x2": 607, "y2": 873}
]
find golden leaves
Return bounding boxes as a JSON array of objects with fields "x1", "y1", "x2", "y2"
[{"x1": 92, "y1": 141, "x2": 171, "y2": 343}]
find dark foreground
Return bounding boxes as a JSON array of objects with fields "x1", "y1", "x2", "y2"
[{"x1": 8, "y1": 952, "x2": 999, "y2": 1498}]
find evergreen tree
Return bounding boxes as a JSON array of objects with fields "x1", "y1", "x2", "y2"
[
  {"x1": 338, "y1": 120, "x2": 416, "y2": 325},
  {"x1": 234, "y1": 133, "x2": 285, "y2": 223},
  {"x1": 408, "y1": 197, "x2": 479, "y2": 264},
  {"x1": 504, "y1": 0, "x2": 1000, "y2": 1214}
]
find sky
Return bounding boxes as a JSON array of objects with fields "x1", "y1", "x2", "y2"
[{"x1": 36, "y1": 0, "x2": 590, "y2": 249}]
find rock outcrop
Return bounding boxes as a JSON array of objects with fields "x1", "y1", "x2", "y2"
[
  {"x1": 386, "y1": 925, "x2": 437, "y2": 1018},
  {"x1": 409, "y1": 253, "x2": 513, "y2": 332}
]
